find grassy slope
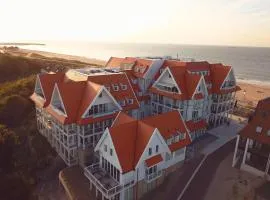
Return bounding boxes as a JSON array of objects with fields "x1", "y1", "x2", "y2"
[{"x1": 0, "y1": 52, "x2": 98, "y2": 200}]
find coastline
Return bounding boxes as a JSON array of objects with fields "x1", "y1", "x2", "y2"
[{"x1": 1, "y1": 47, "x2": 269, "y2": 107}]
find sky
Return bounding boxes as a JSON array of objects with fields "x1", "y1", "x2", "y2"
[{"x1": 1, "y1": 0, "x2": 270, "y2": 47}]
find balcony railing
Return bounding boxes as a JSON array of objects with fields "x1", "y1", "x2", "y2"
[
  {"x1": 93, "y1": 110, "x2": 117, "y2": 118},
  {"x1": 145, "y1": 170, "x2": 163, "y2": 183},
  {"x1": 84, "y1": 163, "x2": 135, "y2": 199}
]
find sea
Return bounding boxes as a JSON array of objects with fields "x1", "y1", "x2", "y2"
[{"x1": 5, "y1": 41, "x2": 270, "y2": 86}]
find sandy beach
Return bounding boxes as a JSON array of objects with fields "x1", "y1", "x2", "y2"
[{"x1": 236, "y1": 82, "x2": 270, "y2": 107}]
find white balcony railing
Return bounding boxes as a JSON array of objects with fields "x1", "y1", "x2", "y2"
[
  {"x1": 84, "y1": 163, "x2": 135, "y2": 199},
  {"x1": 145, "y1": 170, "x2": 163, "y2": 183},
  {"x1": 93, "y1": 110, "x2": 117, "y2": 118}
]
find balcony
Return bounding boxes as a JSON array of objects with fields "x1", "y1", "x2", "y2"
[
  {"x1": 84, "y1": 163, "x2": 135, "y2": 199},
  {"x1": 93, "y1": 110, "x2": 117, "y2": 118},
  {"x1": 145, "y1": 170, "x2": 163, "y2": 183}
]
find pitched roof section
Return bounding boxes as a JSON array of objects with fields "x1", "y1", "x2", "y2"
[
  {"x1": 142, "y1": 111, "x2": 188, "y2": 139},
  {"x1": 105, "y1": 57, "x2": 125, "y2": 68},
  {"x1": 46, "y1": 81, "x2": 86, "y2": 124},
  {"x1": 109, "y1": 120, "x2": 155, "y2": 173},
  {"x1": 30, "y1": 73, "x2": 65, "y2": 108},
  {"x1": 186, "y1": 119, "x2": 208, "y2": 132},
  {"x1": 87, "y1": 73, "x2": 139, "y2": 111},
  {"x1": 112, "y1": 112, "x2": 136, "y2": 126},
  {"x1": 239, "y1": 97, "x2": 270, "y2": 145},
  {"x1": 145, "y1": 154, "x2": 163, "y2": 167}
]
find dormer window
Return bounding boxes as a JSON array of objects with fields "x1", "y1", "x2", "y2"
[
  {"x1": 174, "y1": 135, "x2": 180, "y2": 142},
  {"x1": 256, "y1": 126, "x2": 262, "y2": 133},
  {"x1": 127, "y1": 99, "x2": 133, "y2": 104},
  {"x1": 121, "y1": 84, "x2": 127, "y2": 90},
  {"x1": 112, "y1": 84, "x2": 119, "y2": 91},
  {"x1": 118, "y1": 100, "x2": 125, "y2": 107}
]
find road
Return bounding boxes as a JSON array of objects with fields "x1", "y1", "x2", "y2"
[{"x1": 180, "y1": 139, "x2": 236, "y2": 200}]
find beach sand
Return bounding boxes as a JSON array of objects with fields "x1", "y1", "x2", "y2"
[{"x1": 237, "y1": 82, "x2": 270, "y2": 107}]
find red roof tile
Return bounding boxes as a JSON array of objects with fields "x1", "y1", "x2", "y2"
[
  {"x1": 145, "y1": 154, "x2": 163, "y2": 167},
  {"x1": 142, "y1": 111, "x2": 188, "y2": 139},
  {"x1": 186, "y1": 120, "x2": 208, "y2": 132},
  {"x1": 239, "y1": 97, "x2": 270, "y2": 145},
  {"x1": 109, "y1": 120, "x2": 155, "y2": 173},
  {"x1": 30, "y1": 73, "x2": 65, "y2": 108}
]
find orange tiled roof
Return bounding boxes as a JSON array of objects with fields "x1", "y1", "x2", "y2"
[
  {"x1": 105, "y1": 57, "x2": 125, "y2": 68},
  {"x1": 109, "y1": 120, "x2": 155, "y2": 173},
  {"x1": 46, "y1": 81, "x2": 86, "y2": 124},
  {"x1": 142, "y1": 111, "x2": 188, "y2": 139},
  {"x1": 145, "y1": 154, "x2": 163, "y2": 167},
  {"x1": 30, "y1": 73, "x2": 65, "y2": 108},
  {"x1": 87, "y1": 73, "x2": 139, "y2": 111},
  {"x1": 109, "y1": 111, "x2": 191, "y2": 172},
  {"x1": 239, "y1": 97, "x2": 270, "y2": 145},
  {"x1": 113, "y1": 112, "x2": 136, "y2": 126},
  {"x1": 186, "y1": 119, "x2": 208, "y2": 132}
]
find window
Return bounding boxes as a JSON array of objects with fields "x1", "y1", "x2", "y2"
[
  {"x1": 148, "y1": 148, "x2": 152, "y2": 156},
  {"x1": 174, "y1": 135, "x2": 180, "y2": 142},
  {"x1": 112, "y1": 84, "x2": 119, "y2": 91},
  {"x1": 167, "y1": 138, "x2": 172, "y2": 145},
  {"x1": 256, "y1": 126, "x2": 262, "y2": 133},
  {"x1": 88, "y1": 108, "x2": 93, "y2": 116},
  {"x1": 155, "y1": 145, "x2": 159, "y2": 153},
  {"x1": 192, "y1": 111, "x2": 199, "y2": 121},
  {"x1": 168, "y1": 73, "x2": 172, "y2": 78},
  {"x1": 267, "y1": 130, "x2": 270, "y2": 136},
  {"x1": 121, "y1": 84, "x2": 127, "y2": 90},
  {"x1": 120, "y1": 100, "x2": 125, "y2": 106},
  {"x1": 104, "y1": 145, "x2": 107, "y2": 152},
  {"x1": 98, "y1": 92, "x2": 103, "y2": 98},
  {"x1": 127, "y1": 99, "x2": 133, "y2": 104},
  {"x1": 110, "y1": 148, "x2": 113, "y2": 156}
]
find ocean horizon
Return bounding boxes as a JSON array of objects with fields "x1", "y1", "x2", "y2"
[{"x1": 3, "y1": 41, "x2": 270, "y2": 86}]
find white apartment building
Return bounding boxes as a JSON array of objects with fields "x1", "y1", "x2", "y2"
[{"x1": 30, "y1": 56, "x2": 240, "y2": 199}]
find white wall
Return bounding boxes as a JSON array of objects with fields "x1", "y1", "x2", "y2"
[
  {"x1": 97, "y1": 130, "x2": 122, "y2": 172},
  {"x1": 135, "y1": 129, "x2": 169, "y2": 181},
  {"x1": 164, "y1": 147, "x2": 186, "y2": 169}
]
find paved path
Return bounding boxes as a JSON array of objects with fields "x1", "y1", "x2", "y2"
[
  {"x1": 180, "y1": 140, "x2": 236, "y2": 200},
  {"x1": 178, "y1": 120, "x2": 246, "y2": 200}
]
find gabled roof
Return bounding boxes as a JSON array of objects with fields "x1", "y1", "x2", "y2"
[
  {"x1": 109, "y1": 120, "x2": 155, "y2": 173},
  {"x1": 142, "y1": 111, "x2": 191, "y2": 152},
  {"x1": 87, "y1": 73, "x2": 139, "y2": 111},
  {"x1": 210, "y1": 64, "x2": 232, "y2": 94},
  {"x1": 239, "y1": 97, "x2": 270, "y2": 145},
  {"x1": 107, "y1": 111, "x2": 191, "y2": 173},
  {"x1": 150, "y1": 66, "x2": 202, "y2": 100},
  {"x1": 46, "y1": 81, "x2": 86, "y2": 124},
  {"x1": 30, "y1": 73, "x2": 65, "y2": 108}
]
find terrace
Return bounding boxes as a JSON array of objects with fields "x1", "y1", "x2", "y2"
[{"x1": 84, "y1": 163, "x2": 135, "y2": 199}]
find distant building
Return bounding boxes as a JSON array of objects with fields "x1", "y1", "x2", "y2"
[
  {"x1": 30, "y1": 56, "x2": 240, "y2": 199},
  {"x1": 232, "y1": 97, "x2": 270, "y2": 179}
]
